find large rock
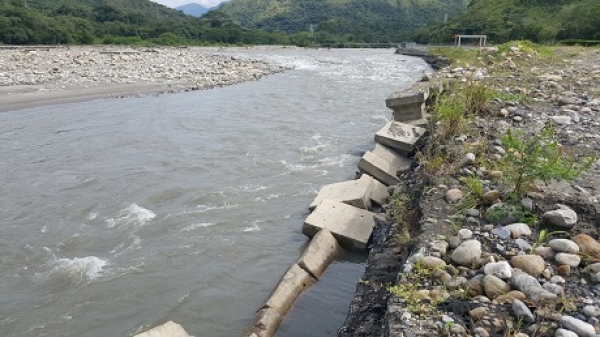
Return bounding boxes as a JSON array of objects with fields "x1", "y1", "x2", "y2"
[
  {"x1": 134, "y1": 321, "x2": 192, "y2": 337},
  {"x1": 309, "y1": 175, "x2": 374, "y2": 211},
  {"x1": 297, "y1": 229, "x2": 340, "y2": 279},
  {"x1": 483, "y1": 275, "x2": 511, "y2": 299},
  {"x1": 450, "y1": 240, "x2": 482, "y2": 267},
  {"x1": 511, "y1": 270, "x2": 557, "y2": 303},
  {"x1": 542, "y1": 205, "x2": 577, "y2": 228},
  {"x1": 244, "y1": 307, "x2": 282, "y2": 337},
  {"x1": 374, "y1": 121, "x2": 426, "y2": 155},
  {"x1": 561, "y1": 316, "x2": 597, "y2": 337},
  {"x1": 573, "y1": 234, "x2": 600, "y2": 259},
  {"x1": 264, "y1": 264, "x2": 316, "y2": 316},
  {"x1": 303, "y1": 199, "x2": 379, "y2": 251},
  {"x1": 510, "y1": 255, "x2": 545, "y2": 277},
  {"x1": 549, "y1": 239, "x2": 580, "y2": 253}
]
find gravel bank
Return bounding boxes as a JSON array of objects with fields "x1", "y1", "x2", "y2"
[
  {"x1": 0, "y1": 46, "x2": 287, "y2": 112},
  {"x1": 340, "y1": 47, "x2": 600, "y2": 337}
]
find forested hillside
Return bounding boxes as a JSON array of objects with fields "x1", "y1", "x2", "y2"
[
  {"x1": 0, "y1": 0, "x2": 288, "y2": 45},
  {"x1": 416, "y1": 0, "x2": 600, "y2": 44},
  {"x1": 218, "y1": 0, "x2": 471, "y2": 43}
]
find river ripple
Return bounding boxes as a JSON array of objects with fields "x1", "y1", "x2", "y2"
[{"x1": 0, "y1": 48, "x2": 427, "y2": 337}]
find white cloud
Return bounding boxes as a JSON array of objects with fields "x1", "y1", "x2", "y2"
[{"x1": 150, "y1": 0, "x2": 227, "y2": 8}]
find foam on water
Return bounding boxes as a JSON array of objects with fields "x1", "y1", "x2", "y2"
[
  {"x1": 243, "y1": 222, "x2": 261, "y2": 232},
  {"x1": 106, "y1": 204, "x2": 156, "y2": 228},
  {"x1": 181, "y1": 222, "x2": 216, "y2": 232},
  {"x1": 40, "y1": 256, "x2": 108, "y2": 284}
]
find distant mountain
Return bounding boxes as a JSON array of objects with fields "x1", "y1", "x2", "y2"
[
  {"x1": 176, "y1": 3, "x2": 210, "y2": 17},
  {"x1": 416, "y1": 0, "x2": 600, "y2": 44},
  {"x1": 218, "y1": 0, "x2": 471, "y2": 42}
]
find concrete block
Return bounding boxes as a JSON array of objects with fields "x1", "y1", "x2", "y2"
[
  {"x1": 303, "y1": 199, "x2": 379, "y2": 251},
  {"x1": 369, "y1": 177, "x2": 390, "y2": 206},
  {"x1": 391, "y1": 102, "x2": 425, "y2": 122},
  {"x1": 374, "y1": 121, "x2": 426, "y2": 155},
  {"x1": 297, "y1": 229, "x2": 340, "y2": 279},
  {"x1": 264, "y1": 264, "x2": 316, "y2": 316},
  {"x1": 134, "y1": 321, "x2": 192, "y2": 337},
  {"x1": 243, "y1": 308, "x2": 282, "y2": 337},
  {"x1": 309, "y1": 174, "x2": 374, "y2": 211},
  {"x1": 386, "y1": 84, "x2": 430, "y2": 107},
  {"x1": 372, "y1": 143, "x2": 412, "y2": 171},
  {"x1": 358, "y1": 151, "x2": 400, "y2": 186}
]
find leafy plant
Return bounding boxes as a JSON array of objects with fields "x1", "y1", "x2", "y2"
[
  {"x1": 433, "y1": 91, "x2": 472, "y2": 139},
  {"x1": 457, "y1": 176, "x2": 484, "y2": 211},
  {"x1": 499, "y1": 124, "x2": 596, "y2": 197}
]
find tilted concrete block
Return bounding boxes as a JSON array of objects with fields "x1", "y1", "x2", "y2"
[
  {"x1": 369, "y1": 177, "x2": 390, "y2": 206},
  {"x1": 358, "y1": 148, "x2": 412, "y2": 186},
  {"x1": 297, "y1": 229, "x2": 340, "y2": 279},
  {"x1": 303, "y1": 199, "x2": 379, "y2": 252},
  {"x1": 375, "y1": 121, "x2": 426, "y2": 155},
  {"x1": 134, "y1": 321, "x2": 192, "y2": 337},
  {"x1": 309, "y1": 174, "x2": 374, "y2": 211},
  {"x1": 391, "y1": 102, "x2": 425, "y2": 122},
  {"x1": 372, "y1": 143, "x2": 412, "y2": 170},
  {"x1": 243, "y1": 307, "x2": 283, "y2": 337},
  {"x1": 386, "y1": 83, "x2": 430, "y2": 107},
  {"x1": 264, "y1": 264, "x2": 316, "y2": 316}
]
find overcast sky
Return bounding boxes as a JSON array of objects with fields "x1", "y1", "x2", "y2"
[{"x1": 150, "y1": 0, "x2": 227, "y2": 8}]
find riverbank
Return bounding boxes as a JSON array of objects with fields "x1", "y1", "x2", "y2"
[
  {"x1": 340, "y1": 45, "x2": 600, "y2": 336},
  {"x1": 0, "y1": 46, "x2": 287, "y2": 112}
]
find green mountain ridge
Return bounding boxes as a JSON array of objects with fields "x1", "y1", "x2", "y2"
[
  {"x1": 0, "y1": 0, "x2": 282, "y2": 45},
  {"x1": 218, "y1": 0, "x2": 471, "y2": 43},
  {"x1": 416, "y1": 0, "x2": 600, "y2": 43}
]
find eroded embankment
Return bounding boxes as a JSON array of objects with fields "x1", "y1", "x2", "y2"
[{"x1": 340, "y1": 46, "x2": 600, "y2": 337}]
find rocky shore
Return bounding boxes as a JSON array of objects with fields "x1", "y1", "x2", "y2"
[
  {"x1": 340, "y1": 46, "x2": 600, "y2": 337},
  {"x1": 0, "y1": 46, "x2": 286, "y2": 111}
]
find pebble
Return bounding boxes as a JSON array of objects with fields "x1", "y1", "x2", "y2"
[
  {"x1": 483, "y1": 274, "x2": 511, "y2": 299},
  {"x1": 549, "y1": 239, "x2": 580, "y2": 253},
  {"x1": 583, "y1": 305, "x2": 600, "y2": 317},
  {"x1": 450, "y1": 240, "x2": 482, "y2": 267},
  {"x1": 504, "y1": 223, "x2": 532, "y2": 236},
  {"x1": 482, "y1": 190, "x2": 501, "y2": 205},
  {"x1": 484, "y1": 261, "x2": 513, "y2": 279},
  {"x1": 515, "y1": 239, "x2": 532, "y2": 251},
  {"x1": 510, "y1": 255, "x2": 545, "y2": 277},
  {"x1": 542, "y1": 206, "x2": 578, "y2": 228},
  {"x1": 535, "y1": 247, "x2": 556, "y2": 259},
  {"x1": 491, "y1": 227, "x2": 511, "y2": 240},
  {"x1": 469, "y1": 307, "x2": 488, "y2": 320},
  {"x1": 448, "y1": 236, "x2": 461, "y2": 249},
  {"x1": 473, "y1": 327, "x2": 489, "y2": 337},
  {"x1": 555, "y1": 253, "x2": 581, "y2": 267},
  {"x1": 512, "y1": 270, "x2": 558, "y2": 302},
  {"x1": 512, "y1": 299, "x2": 535, "y2": 323},
  {"x1": 573, "y1": 234, "x2": 600, "y2": 259},
  {"x1": 561, "y1": 316, "x2": 597, "y2": 337},
  {"x1": 458, "y1": 229, "x2": 473, "y2": 240},
  {"x1": 555, "y1": 328, "x2": 578, "y2": 337},
  {"x1": 445, "y1": 188, "x2": 464, "y2": 203},
  {"x1": 550, "y1": 115, "x2": 571, "y2": 125}
]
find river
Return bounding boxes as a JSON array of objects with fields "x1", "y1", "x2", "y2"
[{"x1": 0, "y1": 48, "x2": 427, "y2": 337}]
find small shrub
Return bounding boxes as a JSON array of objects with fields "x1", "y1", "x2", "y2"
[
  {"x1": 465, "y1": 83, "x2": 495, "y2": 116},
  {"x1": 434, "y1": 92, "x2": 471, "y2": 139},
  {"x1": 499, "y1": 124, "x2": 596, "y2": 196}
]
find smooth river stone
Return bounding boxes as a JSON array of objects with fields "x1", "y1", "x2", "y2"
[
  {"x1": 450, "y1": 240, "x2": 482, "y2": 267},
  {"x1": 549, "y1": 239, "x2": 580, "y2": 253},
  {"x1": 561, "y1": 316, "x2": 597, "y2": 337},
  {"x1": 555, "y1": 253, "x2": 581, "y2": 267},
  {"x1": 510, "y1": 255, "x2": 545, "y2": 277},
  {"x1": 484, "y1": 261, "x2": 513, "y2": 279}
]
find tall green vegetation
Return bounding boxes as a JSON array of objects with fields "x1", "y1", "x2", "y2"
[
  {"x1": 218, "y1": 0, "x2": 470, "y2": 44},
  {"x1": 416, "y1": 0, "x2": 600, "y2": 44},
  {"x1": 0, "y1": 0, "x2": 292, "y2": 45}
]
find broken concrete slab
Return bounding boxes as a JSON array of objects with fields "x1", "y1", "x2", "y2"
[
  {"x1": 134, "y1": 321, "x2": 192, "y2": 337},
  {"x1": 358, "y1": 145, "x2": 412, "y2": 186},
  {"x1": 264, "y1": 264, "x2": 316, "y2": 316},
  {"x1": 244, "y1": 308, "x2": 282, "y2": 337},
  {"x1": 309, "y1": 174, "x2": 374, "y2": 211},
  {"x1": 374, "y1": 121, "x2": 426, "y2": 155},
  {"x1": 297, "y1": 229, "x2": 340, "y2": 279},
  {"x1": 386, "y1": 83, "x2": 430, "y2": 107},
  {"x1": 369, "y1": 177, "x2": 390, "y2": 206},
  {"x1": 303, "y1": 199, "x2": 379, "y2": 251},
  {"x1": 372, "y1": 143, "x2": 412, "y2": 170},
  {"x1": 358, "y1": 151, "x2": 400, "y2": 186}
]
